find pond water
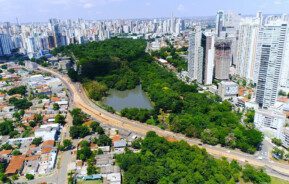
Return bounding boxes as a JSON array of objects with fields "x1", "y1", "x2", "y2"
[{"x1": 102, "y1": 85, "x2": 153, "y2": 111}]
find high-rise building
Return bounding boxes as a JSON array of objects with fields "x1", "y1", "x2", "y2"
[
  {"x1": 188, "y1": 26, "x2": 204, "y2": 83},
  {"x1": 255, "y1": 21, "x2": 289, "y2": 108},
  {"x1": 216, "y1": 10, "x2": 224, "y2": 37},
  {"x1": 235, "y1": 17, "x2": 260, "y2": 82},
  {"x1": 0, "y1": 34, "x2": 13, "y2": 56},
  {"x1": 214, "y1": 39, "x2": 232, "y2": 80},
  {"x1": 202, "y1": 31, "x2": 215, "y2": 85}
]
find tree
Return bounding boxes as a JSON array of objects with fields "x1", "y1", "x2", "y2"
[
  {"x1": 7, "y1": 69, "x2": 15, "y2": 74},
  {"x1": 25, "y1": 174, "x2": 34, "y2": 180},
  {"x1": 87, "y1": 165, "x2": 98, "y2": 175},
  {"x1": 244, "y1": 109, "x2": 255, "y2": 124},
  {"x1": 53, "y1": 103, "x2": 60, "y2": 111},
  {"x1": 115, "y1": 132, "x2": 270, "y2": 184},
  {"x1": 272, "y1": 138, "x2": 282, "y2": 147},
  {"x1": 83, "y1": 81, "x2": 108, "y2": 101},
  {"x1": 1, "y1": 143, "x2": 13, "y2": 150},
  {"x1": 12, "y1": 149, "x2": 21, "y2": 156},
  {"x1": 70, "y1": 108, "x2": 86, "y2": 126},
  {"x1": 278, "y1": 90, "x2": 287, "y2": 96},
  {"x1": 7, "y1": 86, "x2": 27, "y2": 96},
  {"x1": 59, "y1": 139, "x2": 73, "y2": 151},
  {"x1": 242, "y1": 165, "x2": 271, "y2": 184},
  {"x1": 131, "y1": 138, "x2": 142, "y2": 149},
  {"x1": 94, "y1": 134, "x2": 112, "y2": 146},
  {"x1": 32, "y1": 137, "x2": 43, "y2": 146},
  {"x1": 89, "y1": 121, "x2": 105, "y2": 134},
  {"x1": 0, "y1": 120, "x2": 14, "y2": 136},
  {"x1": 9, "y1": 97, "x2": 32, "y2": 110},
  {"x1": 34, "y1": 114, "x2": 43, "y2": 124},
  {"x1": 55, "y1": 114, "x2": 66, "y2": 125},
  {"x1": 77, "y1": 146, "x2": 92, "y2": 161},
  {"x1": 272, "y1": 147, "x2": 285, "y2": 159},
  {"x1": 11, "y1": 174, "x2": 19, "y2": 181},
  {"x1": 69, "y1": 125, "x2": 90, "y2": 139},
  {"x1": 67, "y1": 68, "x2": 79, "y2": 82},
  {"x1": 29, "y1": 121, "x2": 37, "y2": 128}
]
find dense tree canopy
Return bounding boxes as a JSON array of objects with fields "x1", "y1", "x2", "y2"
[
  {"x1": 0, "y1": 120, "x2": 14, "y2": 136},
  {"x1": 9, "y1": 97, "x2": 32, "y2": 110},
  {"x1": 116, "y1": 132, "x2": 270, "y2": 184},
  {"x1": 7, "y1": 86, "x2": 27, "y2": 96},
  {"x1": 56, "y1": 38, "x2": 263, "y2": 153}
]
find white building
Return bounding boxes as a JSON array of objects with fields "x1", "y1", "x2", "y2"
[
  {"x1": 203, "y1": 31, "x2": 215, "y2": 85},
  {"x1": 254, "y1": 109, "x2": 286, "y2": 138},
  {"x1": 281, "y1": 128, "x2": 289, "y2": 148},
  {"x1": 188, "y1": 26, "x2": 204, "y2": 83},
  {"x1": 236, "y1": 17, "x2": 260, "y2": 82},
  {"x1": 218, "y1": 81, "x2": 238, "y2": 100},
  {"x1": 255, "y1": 19, "x2": 289, "y2": 108},
  {"x1": 35, "y1": 124, "x2": 60, "y2": 141}
]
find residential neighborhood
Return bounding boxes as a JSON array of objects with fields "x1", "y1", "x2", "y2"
[{"x1": 0, "y1": 61, "x2": 69, "y2": 182}]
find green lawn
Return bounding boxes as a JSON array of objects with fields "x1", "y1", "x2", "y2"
[
  {"x1": 271, "y1": 176, "x2": 289, "y2": 184},
  {"x1": 78, "y1": 180, "x2": 102, "y2": 184}
]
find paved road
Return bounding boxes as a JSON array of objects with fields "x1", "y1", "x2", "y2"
[{"x1": 38, "y1": 66, "x2": 289, "y2": 182}]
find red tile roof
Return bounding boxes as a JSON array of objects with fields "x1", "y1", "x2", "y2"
[
  {"x1": 41, "y1": 147, "x2": 52, "y2": 154},
  {"x1": 112, "y1": 135, "x2": 121, "y2": 143},
  {"x1": 41, "y1": 140, "x2": 55, "y2": 148},
  {"x1": 0, "y1": 150, "x2": 12, "y2": 155},
  {"x1": 5, "y1": 155, "x2": 25, "y2": 175}
]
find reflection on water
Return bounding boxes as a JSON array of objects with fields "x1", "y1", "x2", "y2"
[{"x1": 102, "y1": 85, "x2": 153, "y2": 111}]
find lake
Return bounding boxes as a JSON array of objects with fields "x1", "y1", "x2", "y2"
[{"x1": 102, "y1": 85, "x2": 153, "y2": 111}]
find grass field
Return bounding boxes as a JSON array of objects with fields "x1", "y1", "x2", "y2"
[
  {"x1": 271, "y1": 176, "x2": 289, "y2": 184},
  {"x1": 77, "y1": 180, "x2": 102, "y2": 184}
]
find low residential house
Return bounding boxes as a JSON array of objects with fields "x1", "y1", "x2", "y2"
[
  {"x1": 104, "y1": 173, "x2": 121, "y2": 184},
  {"x1": 35, "y1": 124, "x2": 60, "y2": 141},
  {"x1": 23, "y1": 155, "x2": 40, "y2": 175},
  {"x1": 5, "y1": 155, "x2": 25, "y2": 176},
  {"x1": 0, "y1": 105, "x2": 15, "y2": 119},
  {"x1": 98, "y1": 146, "x2": 110, "y2": 153},
  {"x1": 113, "y1": 140, "x2": 127, "y2": 148},
  {"x1": 0, "y1": 93, "x2": 5, "y2": 102},
  {"x1": 101, "y1": 166, "x2": 120, "y2": 174},
  {"x1": 38, "y1": 148, "x2": 57, "y2": 174},
  {"x1": 7, "y1": 137, "x2": 34, "y2": 145},
  {"x1": 0, "y1": 150, "x2": 12, "y2": 160}
]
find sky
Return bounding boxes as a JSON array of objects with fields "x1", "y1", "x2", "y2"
[{"x1": 0, "y1": 0, "x2": 289, "y2": 23}]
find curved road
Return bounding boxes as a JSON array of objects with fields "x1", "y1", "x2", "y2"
[{"x1": 39, "y1": 66, "x2": 289, "y2": 181}]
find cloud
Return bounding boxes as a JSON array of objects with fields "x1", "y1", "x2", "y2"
[
  {"x1": 83, "y1": 2, "x2": 94, "y2": 8},
  {"x1": 177, "y1": 4, "x2": 185, "y2": 12}
]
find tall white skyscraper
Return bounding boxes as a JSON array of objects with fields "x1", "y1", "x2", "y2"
[
  {"x1": 203, "y1": 31, "x2": 215, "y2": 85},
  {"x1": 188, "y1": 26, "x2": 204, "y2": 83},
  {"x1": 255, "y1": 20, "x2": 289, "y2": 108},
  {"x1": 236, "y1": 17, "x2": 261, "y2": 82},
  {"x1": 279, "y1": 15, "x2": 289, "y2": 89}
]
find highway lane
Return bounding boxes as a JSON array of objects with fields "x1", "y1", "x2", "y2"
[{"x1": 38, "y1": 66, "x2": 289, "y2": 181}]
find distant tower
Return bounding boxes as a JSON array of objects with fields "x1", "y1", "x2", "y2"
[
  {"x1": 216, "y1": 10, "x2": 224, "y2": 37},
  {"x1": 170, "y1": 12, "x2": 175, "y2": 34}
]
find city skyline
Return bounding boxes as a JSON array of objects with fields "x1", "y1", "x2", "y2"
[{"x1": 1, "y1": 0, "x2": 289, "y2": 23}]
